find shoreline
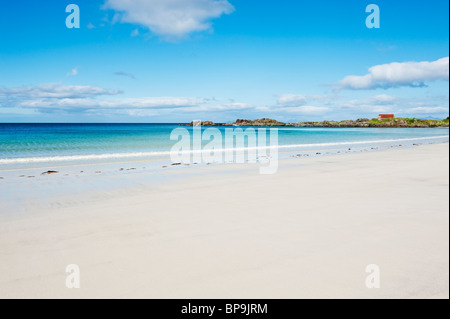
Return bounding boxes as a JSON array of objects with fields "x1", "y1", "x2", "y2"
[
  {"x1": 0, "y1": 139, "x2": 448, "y2": 215},
  {"x1": 0, "y1": 133, "x2": 448, "y2": 169}
]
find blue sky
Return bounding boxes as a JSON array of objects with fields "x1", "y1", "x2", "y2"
[{"x1": 0, "y1": 0, "x2": 448, "y2": 123}]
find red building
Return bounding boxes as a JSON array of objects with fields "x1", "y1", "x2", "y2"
[{"x1": 378, "y1": 114, "x2": 395, "y2": 120}]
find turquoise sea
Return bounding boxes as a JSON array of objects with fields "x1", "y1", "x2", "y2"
[{"x1": 0, "y1": 124, "x2": 448, "y2": 168}]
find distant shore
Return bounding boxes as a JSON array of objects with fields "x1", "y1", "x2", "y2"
[{"x1": 185, "y1": 117, "x2": 450, "y2": 128}]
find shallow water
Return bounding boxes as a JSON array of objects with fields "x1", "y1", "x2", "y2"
[{"x1": 0, "y1": 123, "x2": 448, "y2": 169}]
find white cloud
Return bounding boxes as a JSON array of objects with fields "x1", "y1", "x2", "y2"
[
  {"x1": 181, "y1": 102, "x2": 252, "y2": 112},
  {"x1": 103, "y1": 0, "x2": 234, "y2": 38},
  {"x1": 67, "y1": 67, "x2": 79, "y2": 76},
  {"x1": 276, "y1": 93, "x2": 337, "y2": 108},
  {"x1": 407, "y1": 107, "x2": 449, "y2": 114},
  {"x1": 16, "y1": 97, "x2": 207, "y2": 111},
  {"x1": 0, "y1": 83, "x2": 222, "y2": 115},
  {"x1": 371, "y1": 94, "x2": 397, "y2": 103},
  {"x1": 0, "y1": 83, "x2": 258, "y2": 115},
  {"x1": 280, "y1": 105, "x2": 330, "y2": 115},
  {"x1": 274, "y1": 94, "x2": 330, "y2": 114},
  {"x1": 277, "y1": 94, "x2": 310, "y2": 107},
  {"x1": 0, "y1": 83, "x2": 120, "y2": 99},
  {"x1": 335, "y1": 57, "x2": 449, "y2": 90},
  {"x1": 340, "y1": 94, "x2": 397, "y2": 111},
  {"x1": 87, "y1": 23, "x2": 96, "y2": 29}
]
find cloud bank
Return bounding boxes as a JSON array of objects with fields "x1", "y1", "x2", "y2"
[
  {"x1": 15, "y1": 97, "x2": 206, "y2": 111},
  {"x1": 1, "y1": 83, "x2": 447, "y2": 120},
  {"x1": 0, "y1": 83, "x2": 120, "y2": 99},
  {"x1": 274, "y1": 94, "x2": 330, "y2": 114},
  {"x1": 0, "y1": 83, "x2": 218, "y2": 114},
  {"x1": 277, "y1": 94, "x2": 310, "y2": 107},
  {"x1": 335, "y1": 57, "x2": 449, "y2": 90},
  {"x1": 408, "y1": 107, "x2": 449, "y2": 114}
]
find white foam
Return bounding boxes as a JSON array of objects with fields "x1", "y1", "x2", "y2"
[{"x1": 0, "y1": 135, "x2": 448, "y2": 165}]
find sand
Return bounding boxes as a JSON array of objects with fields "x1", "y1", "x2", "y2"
[{"x1": 0, "y1": 143, "x2": 448, "y2": 299}]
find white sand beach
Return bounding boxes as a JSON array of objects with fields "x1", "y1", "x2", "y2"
[{"x1": 0, "y1": 143, "x2": 448, "y2": 299}]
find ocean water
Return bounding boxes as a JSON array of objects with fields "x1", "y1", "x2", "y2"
[{"x1": 0, "y1": 123, "x2": 448, "y2": 168}]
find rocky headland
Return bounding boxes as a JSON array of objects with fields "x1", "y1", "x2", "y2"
[{"x1": 185, "y1": 117, "x2": 450, "y2": 128}]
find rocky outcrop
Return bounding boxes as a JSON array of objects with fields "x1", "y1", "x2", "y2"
[
  {"x1": 226, "y1": 118, "x2": 286, "y2": 127},
  {"x1": 185, "y1": 118, "x2": 286, "y2": 127},
  {"x1": 185, "y1": 121, "x2": 215, "y2": 126}
]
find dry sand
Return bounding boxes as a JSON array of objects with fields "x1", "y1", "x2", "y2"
[{"x1": 0, "y1": 143, "x2": 448, "y2": 299}]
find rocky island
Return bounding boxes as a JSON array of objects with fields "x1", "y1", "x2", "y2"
[{"x1": 185, "y1": 117, "x2": 450, "y2": 128}]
